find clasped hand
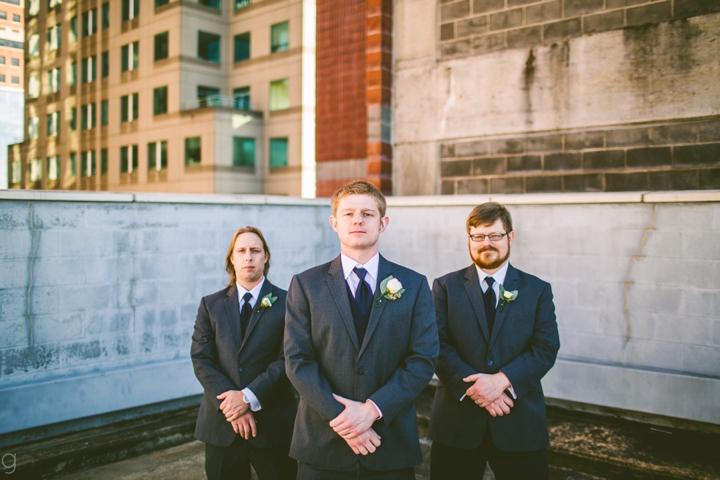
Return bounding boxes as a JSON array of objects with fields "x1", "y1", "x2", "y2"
[
  {"x1": 217, "y1": 390, "x2": 249, "y2": 422},
  {"x1": 463, "y1": 372, "x2": 514, "y2": 416},
  {"x1": 330, "y1": 394, "x2": 382, "y2": 455}
]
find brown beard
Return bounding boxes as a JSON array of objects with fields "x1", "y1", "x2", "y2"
[{"x1": 472, "y1": 245, "x2": 510, "y2": 270}]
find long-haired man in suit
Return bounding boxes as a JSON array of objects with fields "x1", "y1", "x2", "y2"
[
  {"x1": 284, "y1": 180, "x2": 439, "y2": 480},
  {"x1": 429, "y1": 203, "x2": 560, "y2": 480},
  {"x1": 191, "y1": 226, "x2": 297, "y2": 480}
]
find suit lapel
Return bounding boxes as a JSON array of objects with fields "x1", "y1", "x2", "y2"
[
  {"x1": 327, "y1": 256, "x2": 361, "y2": 351},
  {"x1": 223, "y1": 285, "x2": 243, "y2": 348},
  {"x1": 463, "y1": 265, "x2": 491, "y2": 343},
  {"x1": 488, "y1": 263, "x2": 520, "y2": 349},
  {"x1": 358, "y1": 255, "x2": 391, "y2": 356},
  {"x1": 239, "y1": 279, "x2": 273, "y2": 351}
]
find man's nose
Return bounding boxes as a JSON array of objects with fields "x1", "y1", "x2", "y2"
[{"x1": 352, "y1": 212, "x2": 364, "y2": 223}]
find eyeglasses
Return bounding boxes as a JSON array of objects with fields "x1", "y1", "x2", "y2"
[{"x1": 469, "y1": 233, "x2": 509, "y2": 242}]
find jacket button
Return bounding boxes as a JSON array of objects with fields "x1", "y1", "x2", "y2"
[
  {"x1": 487, "y1": 360, "x2": 493, "y2": 366},
  {"x1": 357, "y1": 370, "x2": 365, "y2": 375},
  {"x1": 238, "y1": 367, "x2": 243, "y2": 372}
]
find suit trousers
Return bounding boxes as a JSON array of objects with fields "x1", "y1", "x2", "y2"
[
  {"x1": 204, "y1": 437, "x2": 297, "y2": 480},
  {"x1": 297, "y1": 462, "x2": 415, "y2": 480},
  {"x1": 430, "y1": 430, "x2": 548, "y2": 480}
]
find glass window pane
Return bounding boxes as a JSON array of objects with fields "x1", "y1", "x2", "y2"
[
  {"x1": 148, "y1": 142, "x2": 156, "y2": 170},
  {"x1": 101, "y1": 100, "x2": 108, "y2": 125},
  {"x1": 197, "y1": 85, "x2": 220, "y2": 106},
  {"x1": 102, "y1": 3, "x2": 110, "y2": 29},
  {"x1": 233, "y1": 137, "x2": 255, "y2": 167},
  {"x1": 271, "y1": 21, "x2": 289, "y2": 53},
  {"x1": 233, "y1": 86, "x2": 250, "y2": 109},
  {"x1": 154, "y1": 86, "x2": 168, "y2": 115},
  {"x1": 101, "y1": 149, "x2": 108, "y2": 174},
  {"x1": 269, "y1": 138, "x2": 288, "y2": 168},
  {"x1": 102, "y1": 51, "x2": 109, "y2": 77},
  {"x1": 269, "y1": 78, "x2": 289, "y2": 111},
  {"x1": 234, "y1": 32, "x2": 250, "y2": 62},
  {"x1": 198, "y1": 31, "x2": 220, "y2": 62},
  {"x1": 198, "y1": 0, "x2": 220, "y2": 9},
  {"x1": 185, "y1": 137, "x2": 202, "y2": 166},
  {"x1": 154, "y1": 32, "x2": 169, "y2": 61}
]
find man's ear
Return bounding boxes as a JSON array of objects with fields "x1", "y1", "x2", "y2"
[
  {"x1": 329, "y1": 215, "x2": 338, "y2": 233},
  {"x1": 379, "y1": 216, "x2": 389, "y2": 233}
]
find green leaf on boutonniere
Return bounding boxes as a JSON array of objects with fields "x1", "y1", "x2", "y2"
[
  {"x1": 256, "y1": 293, "x2": 278, "y2": 312},
  {"x1": 374, "y1": 275, "x2": 406, "y2": 307},
  {"x1": 498, "y1": 284, "x2": 518, "y2": 311}
]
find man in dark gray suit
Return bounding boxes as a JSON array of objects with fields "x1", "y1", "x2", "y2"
[
  {"x1": 285, "y1": 181, "x2": 439, "y2": 480},
  {"x1": 192, "y1": 226, "x2": 297, "y2": 480},
  {"x1": 429, "y1": 202, "x2": 560, "y2": 480}
]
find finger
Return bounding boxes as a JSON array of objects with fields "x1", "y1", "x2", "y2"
[
  {"x1": 329, "y1": 415, "x2": 347, "y2": 428},
  {"x1": 487, "y1": 408, "x2": 497, "y2": 417},
  {"x1": 232, "y1": 422, "x2": 240, "y2": 434},
  {"x1": 333, "y1": 394, "x2": 350, "y2": 406},
  {"x1": 358, "y1": 445, "x2": 368, "y2": 456},
  {"x1": 365, "y1": 441, "x2": 376, "y2": 454},
  {"x1": 249, "y1": 418, "x2": 257, "y2": 437},
  {"x1": 350, "y1": 445, "x2": 360, "y2": 455},
  {"x1": 463, "y1": 374, "x2": 480, "y2": 383},
  {"x1": 217, "y1": 392, "x2": 229, "y2": 400},
  {"x1": 369, "y1": 434, "x2": 382, "y2": 447}
]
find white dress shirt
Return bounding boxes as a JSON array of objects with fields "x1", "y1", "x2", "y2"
[
  {"x1": 236, "y1": 277, "x2": 265, "y2": 412},
  {"x1": 338, "y1": 252, "x2": 383, "y2": 419}
]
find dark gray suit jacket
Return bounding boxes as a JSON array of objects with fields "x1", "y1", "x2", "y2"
[
  {"x1": 284, "y1": 255, "x2": 439, "y2": 470},
  {"x1": 191, "y1": 280, "x2": 296, "y2": 448},
  {"x1": 429, "y1": 263, "x2": 560, "y2": 452}
]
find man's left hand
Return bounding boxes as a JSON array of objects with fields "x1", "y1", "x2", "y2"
[
  {"x1": 463, "y1": 372, "x2": 511, "y2": 407},
  {"x1": 217, "y1": 390, "x2": 249, "y2": 422},
  {"x1": 329, "y1": 394, "x2": 380, "y2": 439}
]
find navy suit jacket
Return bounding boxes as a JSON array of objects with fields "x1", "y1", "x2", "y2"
[
  {"x1": 284, "y1": 255, "x2": 439, "y2": 470},
  {"x1": 429, "y1": 263, "x2": 560, "y2": 452},
  {"x1": 191, "y1": 280, "x2": 296, "y2": 448}
]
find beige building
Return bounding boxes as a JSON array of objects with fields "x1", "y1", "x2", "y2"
[
  {"x1": 1, "y1": 0, "x2": 25, "y2": 189},
  {"x1": 8, "y1": 0, "x2": 316, "y2": 196}
]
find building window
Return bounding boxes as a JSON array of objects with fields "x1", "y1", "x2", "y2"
[
  {"x1": 121, "y1": 93, "x2": 139, "y2": 122},
  {"x1": 101, "y1": 149, "x2": 108, "y2": 174},
  {"x1": 11, "y1": 58, "x2": 20, "y2": 67},
  {"x1": 82, "y1": 103, "x2": 96, "y2": 130},
  {"x1": 271, "y1": 21, "x2": 289, "y2": 53},
  {"x1": 101, "y1": 51, "x2": 109, "y2": 77},
  {"x1": 233, "y1": 137, "x2": 255, "y2": 167},
  {"x1": 47, "y1": 156, "x2": 60, "y2": 181},
  {"x1": 82, "y1": 56, "x2": 96, "y2": 83},
  {"x1": 29, "y1": 34, "x2": 39, "y2": 57},
  {"x1": 82, "y1": 150, "x2": 96, "y2": 177},
  {"x1": 101, "y1": 100, "x2": 109, "y2": 126},
  {"x1": 155, "y1": 0, "x2": 168, "y2": 7},
  {"x1": 197, "y1": 85, "x2": 220, "y2": 107},
  {"x1": 234, "y1": 32, "x2": 250, "y2": 62},
  {"x1": 235, "y1": 0, "x2": 250, "y2": 10},
  {"x1": 11, "y1": 161, "x2": 21, "y2": 184},
  {"x1": 153, "y1": 86, "x2": 168, "y2": 115},
  {"x1": 121, "y1": 41, "x2": 139, "y2": 71},
  {"x1": 48, "y1": 68, "x2": 61, "y2": 93},
  {"x1": 13, "y1": 13, "x2": 21, "y2": 22},
  {"x1": 197, "y1": 31, "x2": 220, "y2": 62},
  {"x1": 233, "y1": 86, "x2": 250, "y2": 109},
  {"x1": 0, "y1": 12, "x2": 6, "y2": 20},
  {"x1": 0, "y1": 74, "x2": 4, "y2": 83},
  {"x1": 185, "y1": 137, "x2": 201, "y2": 166},
  {"x1": 11, "y1": 76, "x2": 20, "y2": 84},
  {"x1": 102, "y1": 3, "x2": 110, "y2": 29},
  {"x1": 148, "y1": 141, "x2": 167, "y2": 170},
  {"x1": 69, "y1": 152, "x2": 77, "y2": 180},
  {"x1": 82, "y1": 9, "x2": 97, "y2": 37},
  {"x1": 198, "y1": 0, "x2": 220, "y2": 9},
  {"x1": 28, "y1": 117, "x2": 39, "y2": 140},
  {"x1": 122, "y1": 0, "x2": 139, "y2": 21},
  {"x1": 70, "y1": 61, "x2": 77, "y2": 86},
  {"x1": 154, "y1": 32, "x2": 168, "y2": 61},
  {"x1": 48, "y1": 24, "x2": 62, "y2": 51},
  {"x1": 29, "y1": 158, "x2": 43, "y2": 182},
  {"x1": 70, "y1": 16, "x2": 77, "y2": 42},
  {"x1": 47, "y1": 111, "x2": 60, "y2": 136},
  {"x1": 28, "y1": 74, "x2": 40, "y2": 99},
  {"x1": 120, "y1": 145, "x2": 139, "y2": 173},
  {"x1": 269, "y1": 78, "x2": 289, "y2": 111},
  {"x1": 70, "y1": 107, "x2": 77, "y2": 130},
  {"x1": 29, "y1": 0, "x2": 39, "y2": 16},
  {"x1": 269, "y1": 138, "x2": 288, "y2": 167},
  {"x1": 0, "y1": 56, "x2": 4, "y2": 65}
]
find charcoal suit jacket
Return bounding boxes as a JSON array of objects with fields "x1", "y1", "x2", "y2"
[
  {"x1": 284, "y1": 255, "x2": 439, "y2": 470},
  {"x1": 429, "y1": 263, "x2": 560, "y2": 452},
  {"x1": 191, "y1": 280, "x2": 296, "y2": 448}
]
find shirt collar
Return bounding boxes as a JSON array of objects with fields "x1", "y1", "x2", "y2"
[
  {"x1": 341, "y1": 252, "x2": 380, "y2": 282},
  {"x1": 236, "y1": 277, "x2": 265, "y2": 307},
  {"x1": 475, "y1": 261, "x2": 509, "y2": 289}
]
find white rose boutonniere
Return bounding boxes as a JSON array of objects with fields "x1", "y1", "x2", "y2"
[
  {"x1": 374, "y1": 275, "x2": 405, "y2": 307},
  {"x1": 498, "y1": 284, "x2": 518, "y2": 311},
  {"x1": 256, "y1": 293, "x2": 278, "y2": 312}
]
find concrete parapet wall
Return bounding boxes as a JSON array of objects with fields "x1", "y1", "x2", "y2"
[{"x1": 1, "y1": 190, "x2": 719, "y2": 435}]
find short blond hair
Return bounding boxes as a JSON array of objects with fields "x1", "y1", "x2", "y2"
[{"x1": 330, "y1": 180, "x2": 387, "y2": 217}]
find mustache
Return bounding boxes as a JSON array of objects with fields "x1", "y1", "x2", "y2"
[{"x1": 477, "y1": 246, "x2": 498, "y2": 253}]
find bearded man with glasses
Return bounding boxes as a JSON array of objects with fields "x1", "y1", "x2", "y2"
[{"x1": 429, "y1": 202, "x2": 560, "y2": 480}]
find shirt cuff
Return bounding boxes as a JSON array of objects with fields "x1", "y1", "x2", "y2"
[
  {"x1": 506, "y1": 385, "x2": 517, "y2": 400},
  {"x1": 241, "y1": 388, "x2": 262, "y2": 412},
  {"x1": 459, "y1": 394, "x2": 466, "y2": 402},
  {"x1": 367, "y1": 399, "x2": 383, "y2": 419}
]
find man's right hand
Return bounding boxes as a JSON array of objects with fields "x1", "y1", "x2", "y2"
[
  {"x1": 483, "y1": 392, "x2": 514, "y2": 417},
  {"x1": 343, "y1": 428, "x2": 381, "y2": 455},
  {"x1": 231, "y1": 411, "x2": 257, "y2": 440}
]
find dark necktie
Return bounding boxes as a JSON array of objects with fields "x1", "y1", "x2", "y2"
[
  {"x1": 484, "y1": 276, "x2": 497, "y2": 333},
  {"x1": 353, "y1": 267, "x2": 373, "y2": 319},
  {"x1": 240, "y1": 292, "x2": 252, "y2": 339}
]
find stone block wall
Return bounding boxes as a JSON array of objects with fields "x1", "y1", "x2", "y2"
[
  {"x1": 440, "y1": 118, "x2": 720, "y2": 194},
  {"x1": 439, "y1": 0, "x2": 720, "y2": 58}
]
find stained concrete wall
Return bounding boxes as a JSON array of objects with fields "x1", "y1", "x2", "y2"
[{"x1": 0, "y1": 190, "x2": 719, "y2": 438}]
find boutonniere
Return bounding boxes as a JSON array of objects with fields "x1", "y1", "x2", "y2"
[
  {"x1": 499, "y1": 284, "x2": 518, "y2": 311},
  {"x1": 255, "y1": 293, "x2": 277, "y2": 312},
  {"x1": 374, "y1": 275, "x2": 405, "y2": 307}
]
